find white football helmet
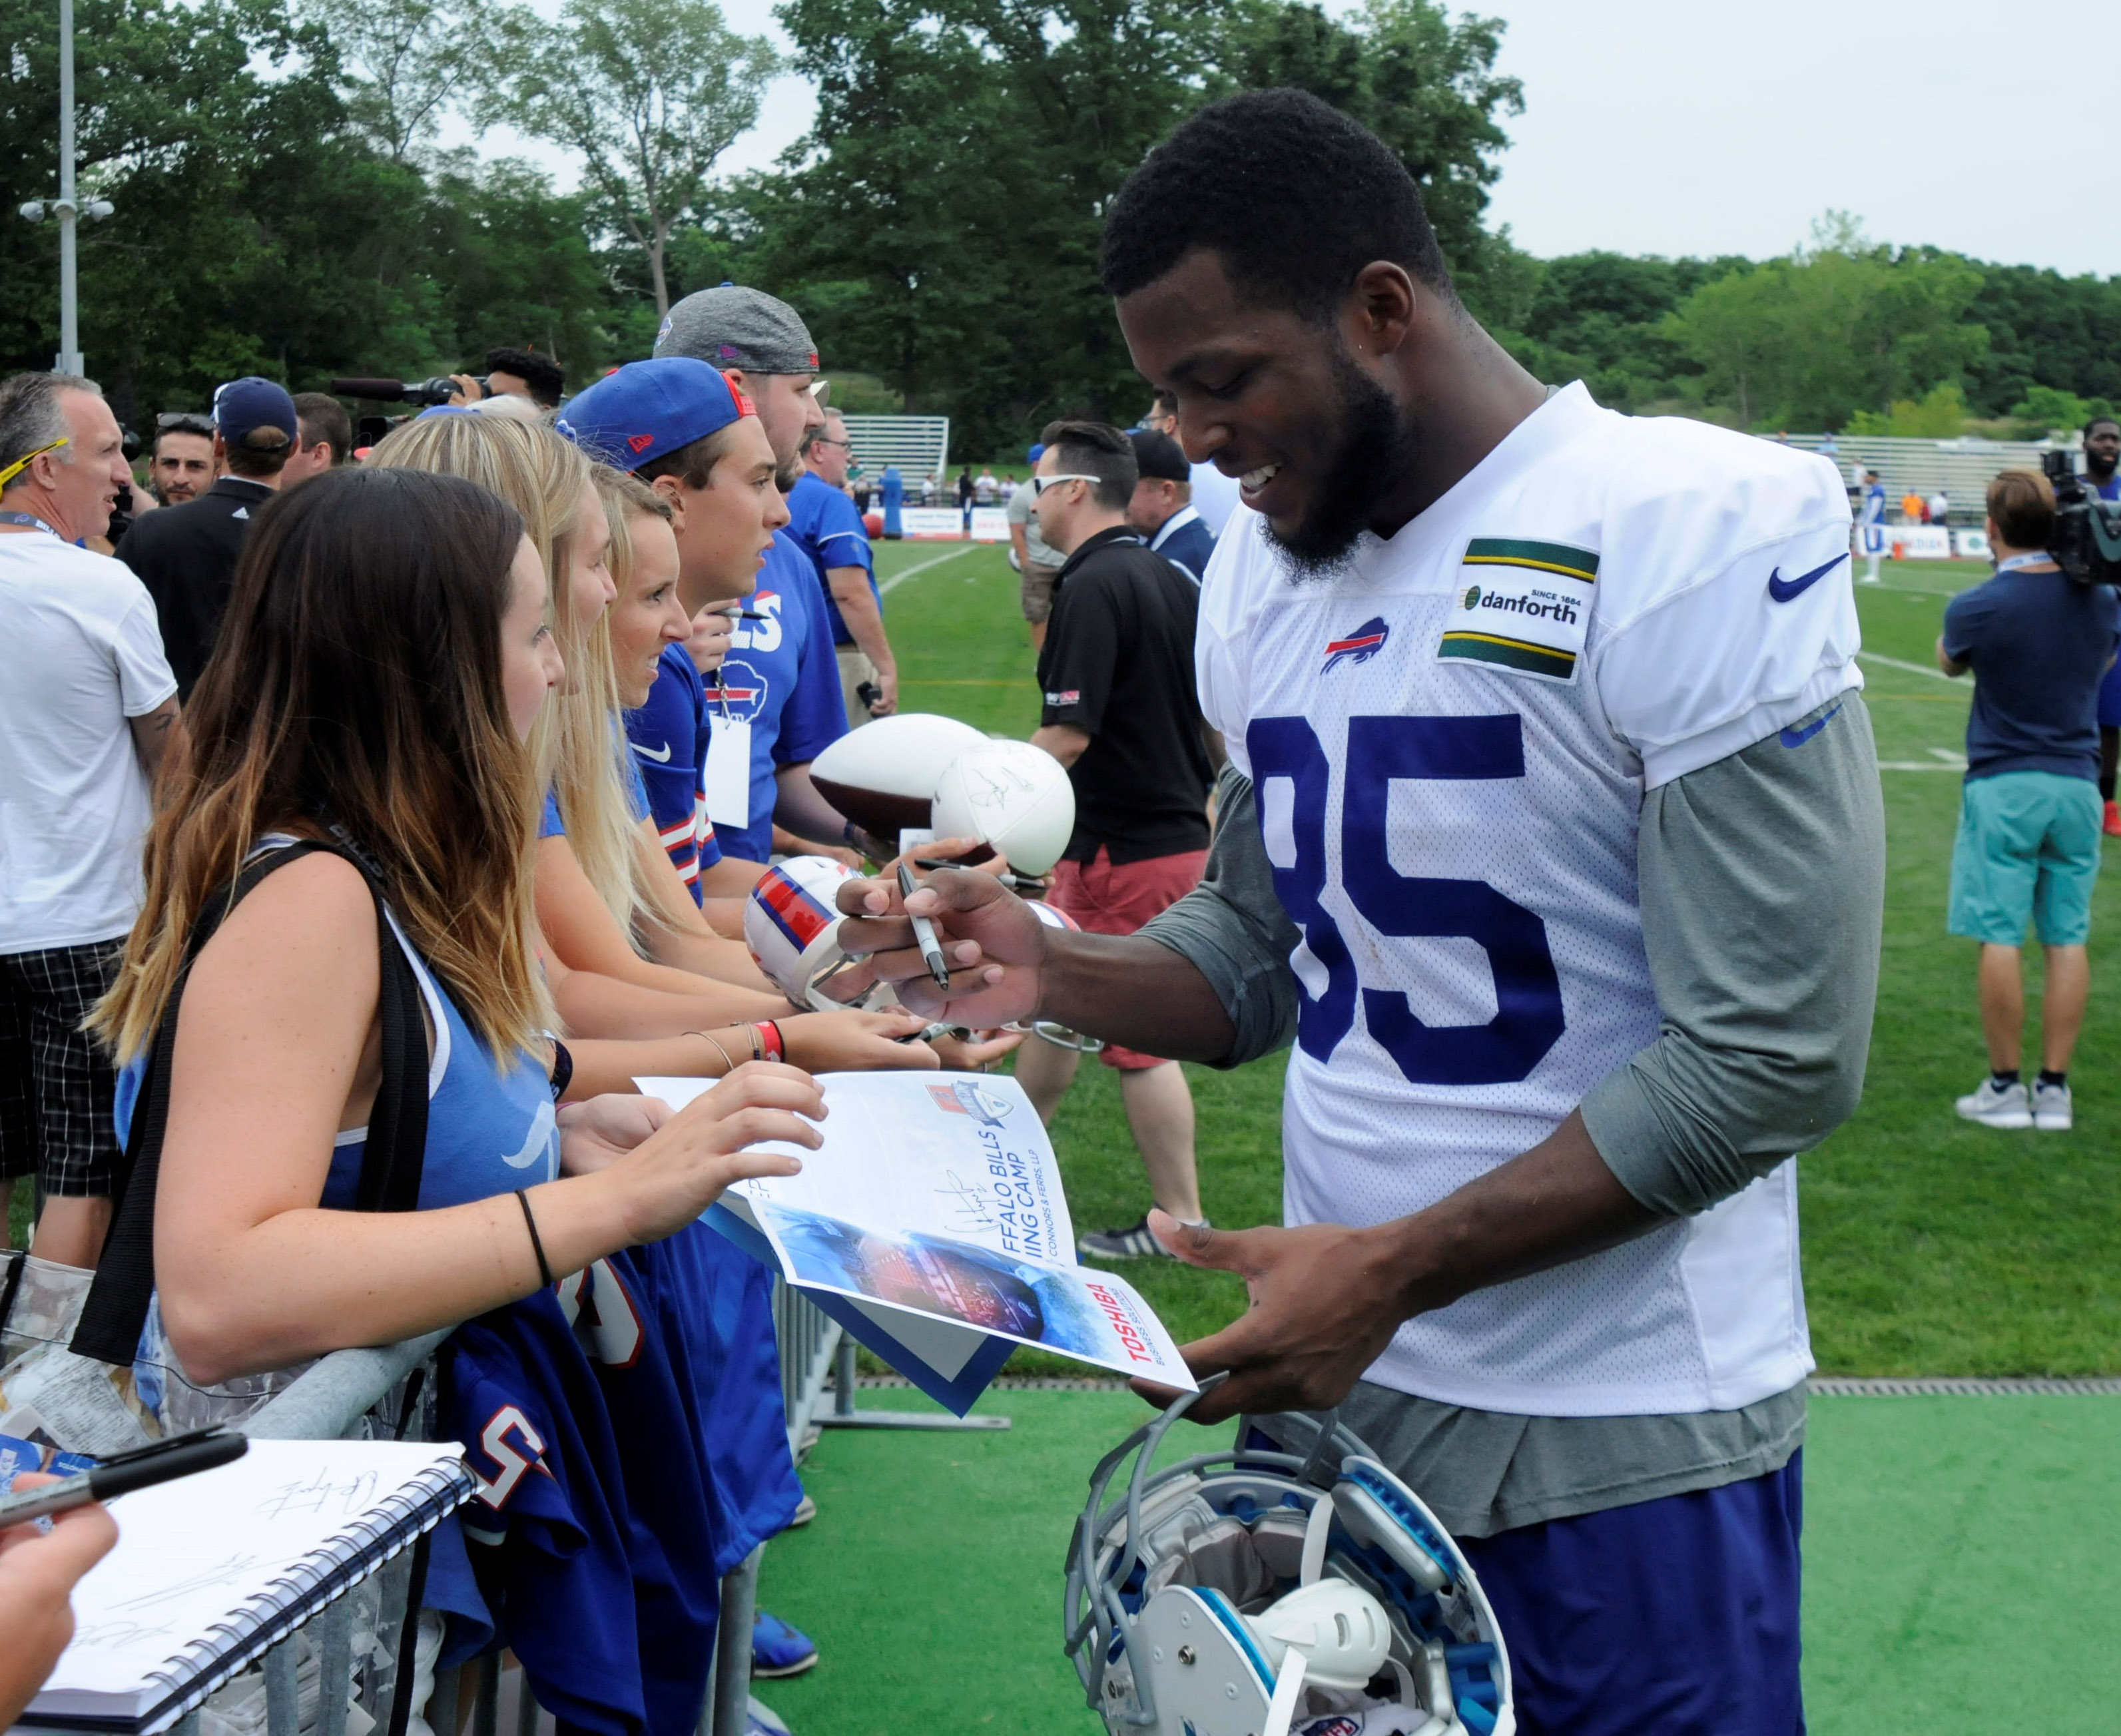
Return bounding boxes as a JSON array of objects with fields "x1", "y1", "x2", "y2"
[
  {"x1": 743, "y1": 856, "x2": 897, "y2": 1013},
  {"x1": 1065, "y1": 1392, "x2": 1513, "y2": 1736}
]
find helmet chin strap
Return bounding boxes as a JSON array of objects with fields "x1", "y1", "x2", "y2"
[
  {"x1": 1261, "y1": 1649, "x2": 1307, "y2": 1736},
  {"x1": 1296, "y1": 1404, "x2": 1349, "y2": 1489}
]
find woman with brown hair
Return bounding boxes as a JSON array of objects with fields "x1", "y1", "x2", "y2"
[{"x1": 89, "y1": 465, "x2": 822, "y2": 1387}]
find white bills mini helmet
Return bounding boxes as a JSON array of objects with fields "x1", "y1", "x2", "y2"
[
  {"x1": 743, "y1": 856, "x2": 897, "y2": 1012},
  {"x1": 1065, "y1": 1391, "x2": 1513, "y2": 1736}
]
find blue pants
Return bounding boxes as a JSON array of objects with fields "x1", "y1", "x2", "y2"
[{"x1": 1459, "y1": 1452, "x2": 1805, "y2": 1736}]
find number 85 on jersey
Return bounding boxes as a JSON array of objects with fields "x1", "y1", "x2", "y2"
[{"x1": 1249, "y1": 711, "x2": 1568, "y2": 1089}]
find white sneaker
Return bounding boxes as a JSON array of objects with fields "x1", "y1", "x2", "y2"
[
  {"x1": 1955, "y1": 1078, "x2": 2031, "y2": 1129},
  {"x1": 2032, "y1": 1079, "x2": 2073, "y2": 1131}
]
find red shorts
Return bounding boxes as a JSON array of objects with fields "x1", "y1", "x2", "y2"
[{"x1": 1046, "y1": 845, "x2": 1208, "y2": 1069}]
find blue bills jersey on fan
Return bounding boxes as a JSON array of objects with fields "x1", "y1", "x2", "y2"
[
  {"x1": 448, "y1": 1285, "x2": 649, "y2": 1736},
  {"x1": 627, "y1": 642, "x2": 724, "y2": 900},
  {"x1": 1195, "y1": 382, "x2": 1859, "y2": 1417},
  {"x1": 446, "y1": 1240, "x2": 796, "y2": 1736}
]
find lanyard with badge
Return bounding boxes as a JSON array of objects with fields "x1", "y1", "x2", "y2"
[
  {"x1": 1994, "y1": 553, "x2": 2057, "y2": 575},
  {"x1": 703, "y1": 599, "x2": 782, "y2": 831},
  {"x1": 0, "y1": 511, "x2": 58, "y2": 534}
]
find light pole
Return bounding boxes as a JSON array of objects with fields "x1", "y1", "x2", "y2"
[{"x1": 18, "y1": 0, "x2": 114, "y2": 376}]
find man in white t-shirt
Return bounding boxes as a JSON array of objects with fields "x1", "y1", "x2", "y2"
[
  {"x1": 840, "y1": 93, "x2": 1882, "y2": 1735},
  {"x1": 0, "y1": 373, "x2": 182, "y2": 1268}
]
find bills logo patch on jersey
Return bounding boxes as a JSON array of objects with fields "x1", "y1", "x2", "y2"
[
  {"x1": 710, "y1": 656, "x2": 770, "y2": 723},
  {"x1": 1437, "y1": 537, "x2": 1598, "y2": 683},
  {"x1": 1322, "y1": 617, "x2": 1390, "y2": 674}
]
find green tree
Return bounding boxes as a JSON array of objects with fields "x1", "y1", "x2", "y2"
[
  {"x1": 1662, "y1": 219, "x2": 1987, "y2": 430},
  {"x1": 489, "y1": 0, "x2": 779, "y2": 317},
  {"x1": 1200, "y1": 0, "x2": 1522, "y2": 316},
  {"x1": 1, "y1": 0, "x2": 629, "y2": 422},
  {"x1": 760, "y1": 0, "x2": 1526, "y2": 451},
  {"x1": 1503, "y1": 250, "x2": 1750, "y2": 410},
  {"x1": 299, "y1": 0, "x2": 489, "y2": 162},
  {"x1": 1845, "y1": 381, "x2": 1967, "y2": 437}
]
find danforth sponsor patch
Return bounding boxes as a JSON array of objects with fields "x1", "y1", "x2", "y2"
[{"x1": 1437, "y1": 537, "x2": 1599, "y2": 683}]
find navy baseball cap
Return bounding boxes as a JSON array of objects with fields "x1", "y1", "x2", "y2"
[
  {"x1": 554, "y1": 357, "x2": 755, "y2": 471},
  {"x1": 212, "y1": 376, "x2": 299, "y2": 447}
]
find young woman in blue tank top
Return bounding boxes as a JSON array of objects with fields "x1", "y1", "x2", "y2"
[{"x1": 90, "y1": 466, "x2": 824, "y2": 1389}]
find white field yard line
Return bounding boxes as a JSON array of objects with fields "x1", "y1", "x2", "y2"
[
  {"x1": 1857, "y1": 649, "x2": 1957, "y2": 682},
  {"x1": 1855, "y1": 651, "x2": 1967, "y2": 769},
  {"x1": 879, "y1": 545, "x2": 982, "y2": 594}
]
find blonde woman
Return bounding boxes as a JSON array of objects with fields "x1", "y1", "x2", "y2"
[{"x1": 366, "y1": 411, "x2": 931, "y2": 1083}]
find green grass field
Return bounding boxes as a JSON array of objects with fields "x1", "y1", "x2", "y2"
[
  {"x1": 868, "y1": 541, "x2": 2121, "y2": 1376},
  {"x1": 758, "y1": 1385, "x2": 2121, "y2": 1736}
]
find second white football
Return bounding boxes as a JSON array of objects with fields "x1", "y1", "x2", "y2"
[
  {"x1": 810, "y1": 711, "x2": 989, "y2": 838},
  {"x1": 932, "y1": 739, "x2": 1075, "y2": 877}
]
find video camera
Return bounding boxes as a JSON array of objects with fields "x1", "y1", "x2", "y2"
[
  {"x1": 2040, "y1": 451, "x2": 2121, "y2": 585},
  {"x1": 330, "y1": 374, "x2": 483, "y2": 408}
]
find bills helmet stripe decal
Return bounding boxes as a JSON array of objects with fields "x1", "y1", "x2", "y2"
[
  {"x1": 757, "y1": 864, "x2": 835, "y2": 952},
  {"x1": 1462, "y1": 537, "x2": 1600, "y2": 583},
  {"x1": 1323, "y1": 617, "x2": 1390, "y2": 674}
]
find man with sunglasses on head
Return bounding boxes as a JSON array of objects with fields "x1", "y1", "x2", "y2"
[
  {"x1": 147, "y1": 412, "x2": 216, "y2": 506},
  {"x1": 0, "y1": 372, "x2": 180, "y2": 1271}
]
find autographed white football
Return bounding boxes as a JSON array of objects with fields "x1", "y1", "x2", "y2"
[
  {"x1": 811, "y1": 712, "x2": 989, "y2": 838},
  {"x1": 932, "y1": 739, "x2": 1075, "y2": 876}
]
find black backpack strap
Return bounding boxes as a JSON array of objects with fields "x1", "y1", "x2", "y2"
[{"x1": 72, "y1": 841, "x2": 430, "y2": 1366}]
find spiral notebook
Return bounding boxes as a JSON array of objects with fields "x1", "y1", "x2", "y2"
[{"x1": 20, "y1": 1438, "x2": 474, "y2": 1734}]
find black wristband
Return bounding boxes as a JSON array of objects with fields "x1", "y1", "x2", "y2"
[{"x1": 515, "y1": 1189, "x2": 554, "y2": 1290}]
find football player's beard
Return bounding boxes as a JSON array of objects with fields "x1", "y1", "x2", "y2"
[{"x1": 1265, "y1": 339, "x2": 1420, "y2": 585}]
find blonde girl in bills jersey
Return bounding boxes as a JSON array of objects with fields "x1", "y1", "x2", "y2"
[{"x1": 838, "y1": 93, "x2": 1883, "y2": 1736}]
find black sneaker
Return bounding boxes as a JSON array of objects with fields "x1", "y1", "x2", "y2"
[{"x1": 1078, "y1": 1216, "x2": 1204, "y2": 1261}]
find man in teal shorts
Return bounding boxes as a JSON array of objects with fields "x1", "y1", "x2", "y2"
[{"x1": 1939, "y1": 469, "x2": 2120, "y2": 1131}]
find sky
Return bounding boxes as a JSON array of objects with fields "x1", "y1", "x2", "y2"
[{"x1": 472, "y1": 0, "x2": 2117, "y2": 276}]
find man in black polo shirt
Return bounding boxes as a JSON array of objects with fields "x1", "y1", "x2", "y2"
[
  {"x1": 1022, "y1": 420, "x2": 1215, "y2": 1260},
  {"x1": 115, "y1": 376, "x2": 296, "y2": 698}
]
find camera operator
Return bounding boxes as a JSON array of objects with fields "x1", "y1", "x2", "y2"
[
  {"x1": 2082, "y1": 416, "x2": 2121, "y2": 835},
  {"x1": 446, "y1": 346, "x2": 565, "y2": 410},
  {"x1": 1937, "y1": 469, "x2": 2120, "y2": 1132}
]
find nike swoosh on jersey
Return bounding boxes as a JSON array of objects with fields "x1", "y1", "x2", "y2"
[
  {"x1": 1766, "y1": 551, "x2": 1849, "y2": 603},
  {"x1": 1779, "y1": 702, "x2": 1843, "y2": 748},
  {"x1": 632, "y1": 740, "x2": 674, "y2": 762}
]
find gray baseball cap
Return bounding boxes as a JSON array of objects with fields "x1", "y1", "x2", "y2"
[{"x1": 654, "y1": 284, "x2": 819, "y2": 376}]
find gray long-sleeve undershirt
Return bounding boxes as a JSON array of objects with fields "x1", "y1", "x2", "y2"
[{"x1": 1137, "y1": 695, "x2": 1884, "y2": 1533}]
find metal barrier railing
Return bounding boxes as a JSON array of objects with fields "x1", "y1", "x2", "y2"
[
  {"x1": 774, "y1": 1276, "x2": 842, "y2": 1455},
  {"x1": 180, "y1": 1284, "x2": 844, "y2": 1736}
]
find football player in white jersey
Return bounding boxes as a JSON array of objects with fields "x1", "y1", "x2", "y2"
[{"x1": 840, "y1": 92, "x2": 1883, "y2": 1735}]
